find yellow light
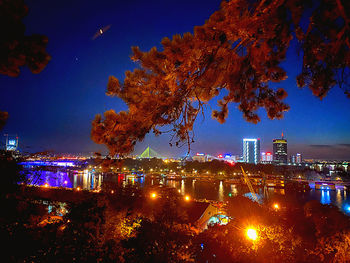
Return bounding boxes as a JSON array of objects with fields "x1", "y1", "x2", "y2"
[
  {"x1": 111, "y1": 190, "x2": 114, "y2": 194},
  {"x1": 150, "y1": 192, "x2": 157, "y2": 199},
  {"x1": 273, "y1": 203, "x2": 279, "y2": 210},
  {"x1": 64, "y1": 180, "x2": 68, "y2": 184},
  {"x1": 76, "y1": 187, "x2": 81, "y2": 191},
  {"x1": 184, "y1": 195, "x2": 190, "y2": 201},
  {"x1": 246, "y1": 228, "x2": 258, "y2": 241},
  {"x1": 43, "y1": 183, "x2": 49, "y2": 188}
]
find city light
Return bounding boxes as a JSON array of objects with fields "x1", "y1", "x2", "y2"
[
  {"x1": 246, "y1": 228, "x2": 258, "y2": 241},
  {"x1": 184, "y1": 195, "x2": 190, "y2": 201},
  {"x1": 76, "y1": 187, "x2": 81, "y2": 191},
  {"x1": 150, "y1": 192, "x2": 157, "y2": 199},
  {"x1": 43, "y1": 183, "x2": 49, "y2": 188},
  {"x1": 273, "y1": 203, "x2": 279, "y2": 210}
]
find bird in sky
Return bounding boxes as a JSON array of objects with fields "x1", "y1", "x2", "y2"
[{"x1": 92, "y1": 24, "x2": 111, "y2": 40}]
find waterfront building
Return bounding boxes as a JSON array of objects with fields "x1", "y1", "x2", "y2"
[
  {"x1": 243, "y1": 138, "x2": 260, "y2": 164},
  {"x1": 273, "y1": 133, "x2": 287, "y2": 164}
]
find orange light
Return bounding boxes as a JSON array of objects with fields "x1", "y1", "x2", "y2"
[
  {"x1": 184, "y1": 195, "x2": 190, "y2": 201},
  {"x1": 150, "y1": 192, "x2": 157, "y2": 199},
  {"x1": 76, "y1": 187, "x2": 81, "y2": 191},
  {"x1": 246, "y1": 228, "x2": 258, "y2": 241},
  {"x1": 111, "y1": 190, "x2": 114, "y2": 194},
  {"x1": 43, "y1": 183, "x2": 49, "y2": 188},
  {"x1": 273, "y1": 203, "x2": 279, "y2": 210}
]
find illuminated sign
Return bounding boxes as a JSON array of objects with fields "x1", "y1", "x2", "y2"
[
  {"x1": 273, "y1": 139, "x2": 287, "y2": 143},
  {"x1": 217, "y1": 154, "x2": 223, "y2": 158},
  {"x1": 196, "y1": 153, "x2": 204, "y2": 156}
]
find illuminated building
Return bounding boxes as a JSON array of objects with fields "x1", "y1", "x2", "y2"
[
  {"x1": 243, "y1": 138, "x2": 260, "y2": 164},
  {"x1": 261, "y1": 152, "x2": 273, "y2": 163},
  {"x1": 290, "y1": 153, "x2": 302, "y2": 164},
  {"x1": 192, "y1": 153, "x2": 206, "y2": 162},
  {"x1": 273, "y1": 133, "x2": 287, "y2": 164},
  {"x1": 296, "y1": 153, "x2": 302, "y2": 164},
  {"x1": 5, "y1": 134, "x2": 18, "y2": 151}
]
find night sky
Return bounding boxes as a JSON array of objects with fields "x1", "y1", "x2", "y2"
[{"x1": 1, "y1": 0, "x2": 349, "y2": 159}]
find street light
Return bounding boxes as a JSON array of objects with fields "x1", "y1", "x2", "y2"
[
  {"x1": 150, "y1": 192, "x2": 157, "y2": 199},
  {"x1": 273, "y1": 203, "x2": 279, "y2": 210},
  {"x1": 184, "y1": 195, "x2": 190, "y2": 201},
  {"x1": 246, "y1": 228, "x2": 258, "y2": 241}
]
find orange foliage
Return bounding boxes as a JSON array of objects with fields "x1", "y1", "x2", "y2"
[{"x1": 92, "y1": 0, "x2": 350, "y2": 155}]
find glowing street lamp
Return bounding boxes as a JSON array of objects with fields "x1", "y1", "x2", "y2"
[
  {"x1": 150, "y1": 192, "x2": 157, "y2": 199},
  {"x1": 273, "y1": 203, "x2": 279, "y2": 210},
  {"x1": 43, "y1": 183, "x2": 49, "y2": 188},
  {"x1": 184, "y1": 195, "x2": 191, "y2": 201},
  {"x1": 246, "y1": 228, "x2": 258, "y2": 241}
]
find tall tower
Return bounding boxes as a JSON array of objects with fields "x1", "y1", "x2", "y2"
[
  {"x1": 243, "y1": 138, "x2": 260, "y2": 164},
  {"x1": 273, "y1": 132, "x2": 287, "y2": 164}
]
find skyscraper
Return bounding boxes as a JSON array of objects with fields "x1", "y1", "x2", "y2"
[
  {"x1": 273, "y1": 133, "x2": 287, "y2": 164},
  {"x1": 243, "y1": 138, "x2": 260, "y2": 164},
  {"x1": 296, "y1": 153, "x2": 302, "y2": 164}
]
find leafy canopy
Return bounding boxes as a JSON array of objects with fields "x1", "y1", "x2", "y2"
[
  {"x1": 0, "y1": 0, "x2": 51, "y2": 130},
  {"x1": 92, "y1": 0, "x2": 350, "y2": 155}
]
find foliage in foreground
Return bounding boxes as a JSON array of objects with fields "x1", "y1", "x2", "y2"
[
  {"x1": 1, "y1": 180, "x2": 350, "y2": 262},
  {"x1": 92, "y1": 0, "x2": 350, "y2": 155}
]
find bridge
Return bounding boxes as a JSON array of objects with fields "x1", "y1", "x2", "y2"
[{"x1": 138, "y1": 146, "x2": 162, "y2": 159}]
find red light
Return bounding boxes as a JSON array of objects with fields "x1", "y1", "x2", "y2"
[
  {"x1": 266, "y1": 152, "x2": 271, "y2": 156},
  {"x1": 218, "y1": 154, "x2": 223, "y2": 158}
]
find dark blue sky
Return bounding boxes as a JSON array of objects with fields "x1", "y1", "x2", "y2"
[{"x1": 1, "y1": 0, "x2": 349, "y2": 159}]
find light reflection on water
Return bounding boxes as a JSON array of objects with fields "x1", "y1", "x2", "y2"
[
  {"x1": 25, "y1": 170, "x2": 350, "y2": 215},
  {"x1": 25, "y1": 169, "x2": 103, "y2": 190}
]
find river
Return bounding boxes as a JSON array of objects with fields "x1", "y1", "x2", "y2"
[{"x1": 25, "y1": 169, "x2": 350, "y2": 215}]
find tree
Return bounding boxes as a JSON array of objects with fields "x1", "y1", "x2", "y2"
[
  {"x1": 92, "y1": 0, "x2": 350, "y2": 156},
  {"x1": 0, "y1": 0, "x2": 51, "y2": 129}
]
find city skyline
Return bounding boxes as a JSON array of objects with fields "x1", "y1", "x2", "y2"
[{"x1": 0, "y1": 0, "x2": 349, "y2": 159}]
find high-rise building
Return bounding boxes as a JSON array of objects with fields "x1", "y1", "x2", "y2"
[
  {"x1": 243, "y1": 138, "x2": 260, "y2": 164},
  {"x1": 261, "y1": 152, "x2": 273, "y2": 163},
  {"x1": 273, "y1": 133, "x2": 287, "y2": 164},
  {"x1": 296, "y1": 153, "x2": 302, "y2": 164},
  {"x1": 290, "y1": 153, "x2": 302, "y2": 164},
  {"x1": 5, "y1": 135, "x2": 18, "y2": 151}
]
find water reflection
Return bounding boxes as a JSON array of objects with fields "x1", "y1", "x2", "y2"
[
  {"x1": 26, "y1": 169, "x2": 102, "y2": 190},
  {"x1": 320, "y1": 190, "x2": 331, "y2": 204},
  {"x1": 24, "y1": 169, "x2": 350, "y2": 215},
  {"x1": 218, "y1": 181, "x2": 224, "y2": 202}
]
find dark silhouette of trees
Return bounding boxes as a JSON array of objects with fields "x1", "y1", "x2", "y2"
[
  {"x1": 92, "y1": 0, "x2": 350, "y2": 156},
  {"x1": 0, "y1": 0, "x2": 50, "y2": 130}
]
